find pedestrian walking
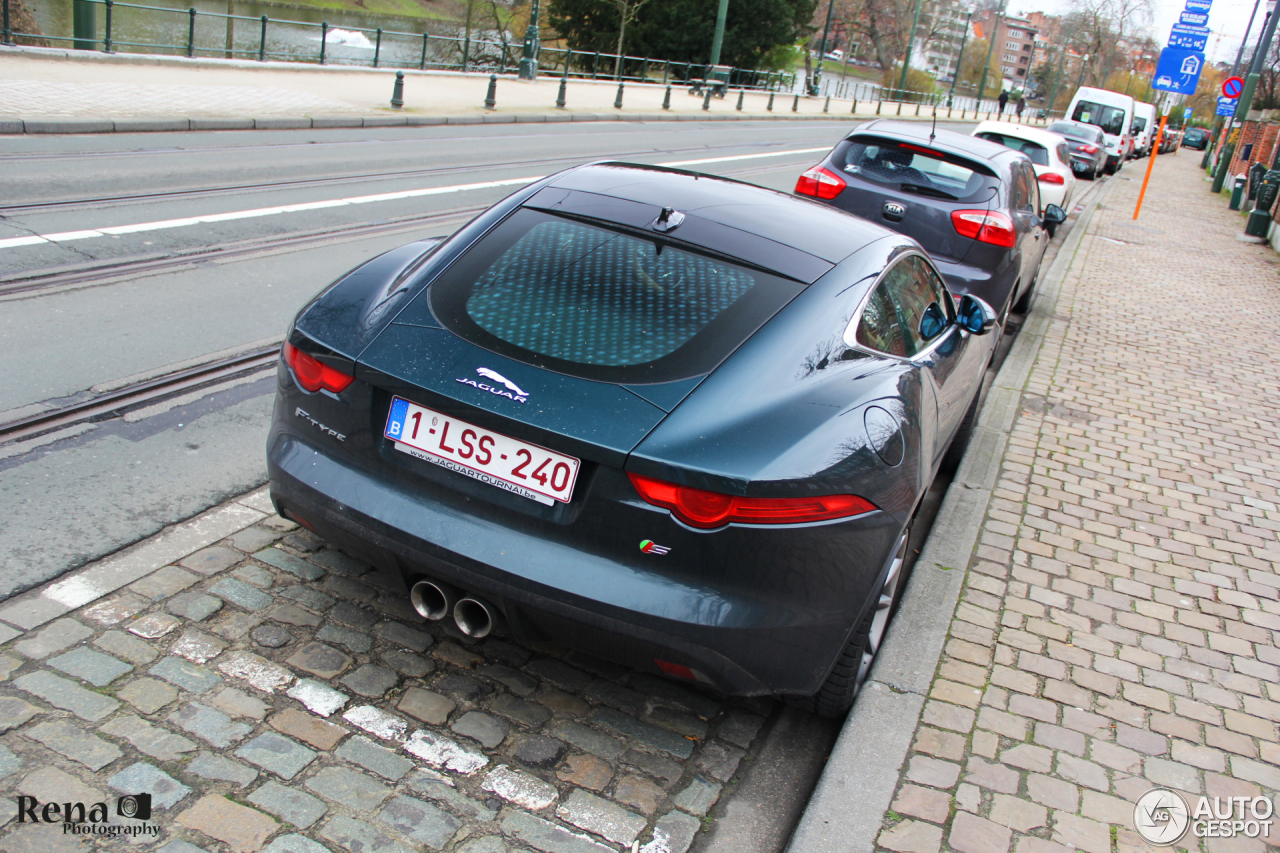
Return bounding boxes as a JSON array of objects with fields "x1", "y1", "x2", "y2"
[
  {"x1": 1016, "y1": 96, "x2": 1026, "y2": 120},
  {"x1": 997, "y1": 90, "x2": 1008, "y2": 116}
]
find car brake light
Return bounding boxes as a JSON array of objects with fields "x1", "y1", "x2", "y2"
[
  {"x1": 628, "y1": 472, "x2": 876, "y2": 529},
  {"x1": 282, "y1": 342, "x2": 354, "y2": 393},
  {"x1": 795, "y1": 166, "x2": 847, "y2": 200},
  {"x1": 950, "y1": 210, "x2": 1017, "y2": 248},
  {"x1": 1038, "y1": 173, "x2": 1065, "y2": 185}
]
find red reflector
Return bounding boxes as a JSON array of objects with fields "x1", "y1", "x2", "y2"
[
  {"x1": 655, "y1": 660, "x2": 697, "y2": 680},
  {"x1": 282, "y1": 342, "x2": 355, "y2": 394},
  {"x1": 795, "y1": 165, "x2": 846, "y2": 200},
  {"x1": 950, "y1": 210, "x2": 1017, "y2": 249},
  {"x1": 1038, "y1": 172, "x2": 1066, "y2": 185},
  {"x1": 627, "y1": 472, "x2": 876, "y2": 529}
]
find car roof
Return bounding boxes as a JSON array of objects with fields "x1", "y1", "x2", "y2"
[
  {"x1": 973, "y1": 120, "x2": 1072, "y2": 148},
  {"x1": 845, "y1": 119, "x2": 1021, "y2": 168},
  {"x1": 541, "y1": 162, "x2": 901, "y2": 270}
]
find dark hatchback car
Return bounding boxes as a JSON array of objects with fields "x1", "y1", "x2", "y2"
[
  {"x1": 1047, "y1": 120, "x2": 1108, "y2": 180},
  {"x1": 1182, "y1": 127, "x2": 1210, "y2": 150},
  {"x1": 795, "y1": 120, "x2": 1065, "y2": 321},
  {"x1": 268, "y1": 163, "x2": 1000, "y2": 716}
]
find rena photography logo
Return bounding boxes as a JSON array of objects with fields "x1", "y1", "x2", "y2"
[
  {"x1": 1134, "y1": 789, "x2": 1275, "y2": 845},
  {"x1": 16, "y1": 793, "x2": 160, "y2": 838}
]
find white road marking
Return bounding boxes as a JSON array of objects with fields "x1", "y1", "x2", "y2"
[{"x1": 0, "y1": 147, "x2": 831, "y2": 251}]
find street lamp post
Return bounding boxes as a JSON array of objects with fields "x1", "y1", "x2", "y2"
[
  {"x1": 947, "y1": 10, "x2": 973, "y2": 108},
  {"x1": 976, "y1": 0, "x2": 1004, "y2": 109},
  {"x1": 897, "y1": 0, "x2": 925, "y2": 97},
  {"x1": 518, "y1": 0, "x2": 541, "y2": 80},
  {"x1": 811, "y1": 0, "x2": 835, "y2": 96}
]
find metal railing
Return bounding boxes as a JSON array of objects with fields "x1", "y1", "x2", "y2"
[{"x1": 0, "y1": 0, "x2": 792, "y2": 90}]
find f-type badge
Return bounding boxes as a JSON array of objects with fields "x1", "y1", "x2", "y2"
[
  {"x1": 456, "y1": 368, "x2": 528, "y2": 404},
  {"x1": 883, "y1": 201, "x2": 907, "y2": 221}
]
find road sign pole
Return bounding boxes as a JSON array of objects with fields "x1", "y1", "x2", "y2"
[
  {"x1": 1214, "y1": 9, "x2": 1279, "y2": 190},
  {"x1": 1134, "y1": 115, "x2": 1168, "y2": 220}
]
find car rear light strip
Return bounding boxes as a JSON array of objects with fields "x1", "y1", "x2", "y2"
[
  {"x1": 283, "y1": 342, "x2": 355, "y2": 394},
  {"x1": 950, "y1": 210, "x2": 1018, "y2": 249},
  {"x1": 795, "y1": 166, "x2": 847, "y2": 200},
  {"x1": 628, "y1": 472, "x2": 876, "y2": 529}
]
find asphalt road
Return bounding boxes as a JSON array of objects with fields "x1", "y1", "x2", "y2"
[{"x1": 1, "y1": 119, "x2": 987, "y2": 598}]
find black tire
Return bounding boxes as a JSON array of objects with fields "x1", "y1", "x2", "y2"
[
  {"x1": 799, "y1": 522, "x2": 912, "y2": 718},
  {"x1": 940, "y1": 381, "x2": 982, "y2": 475}
]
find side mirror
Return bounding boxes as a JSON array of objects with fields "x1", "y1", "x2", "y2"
[
  {"x1": 918, "y1": 302, "x2": 948, "y2": 341},
  {"x1": 957, "y1": 294, "x2": 998, "y2": 335},
  {"x1": 1043, "y1": 204, "x2": 1067, "y2": 225}
]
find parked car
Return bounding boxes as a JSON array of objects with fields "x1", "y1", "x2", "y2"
[
  {"x1": 972, "y1": 121, "x2": 1077, "y2": 233},
  {"x1": 1131, "y1": 102, "x2": 1158, "y2": 158},
  {"x1": 1066, "y1": 86, "x2": 1136, "y2": 173},
  {"x1": 1182, "y1": 127, "x2": 1210, "y2": 150},
  {"x1": 1047, "y1": 120, "x2": 1107, "y2": 180},
  {"x1": 267, "y1": 162, "x2": 1002, "y2": 718},
  {"x1": 794, "y1": 120, "x2": 1066, "y2": 322}
]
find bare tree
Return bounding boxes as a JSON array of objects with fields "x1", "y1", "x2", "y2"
[{"x1": 601, "y1": 0, "x2": 653, "y2": 78}]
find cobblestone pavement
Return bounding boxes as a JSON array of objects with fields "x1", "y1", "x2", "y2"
[
  {"x1": 0, "y1": 488, "x2": 771, "y2": 853},
  {"x1": 874, "y1": 155, "x2": 1280, "y2": 853}
]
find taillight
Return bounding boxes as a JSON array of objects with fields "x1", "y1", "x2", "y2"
[
  {"x1": 282, "y1": 342, "x2": 354, "y2": 393},
  {"x1": 628, "y1": 472, "x2": 876, "y2": 529},
  {"x1": 795, "y1": 166, "x2": 847, "y2": 200},
  {"x1": 1038, "y1": 172, "x2": 1065, "y2": 185},
  {"x1": 951, "y1": 210, "x2": 1017, "y2": 249}
]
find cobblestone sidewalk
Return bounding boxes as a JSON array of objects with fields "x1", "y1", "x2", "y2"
[
  {"x1": 875, "y1": 156, "x2": 1280, "y2": 853},
  {"x1": 0, "y1": 488, "x2": 770, "y2": 853}
]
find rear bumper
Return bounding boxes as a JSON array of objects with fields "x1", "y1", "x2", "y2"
[{"x1": 267, "y1": 425, "x2": 901, "y2": 698}]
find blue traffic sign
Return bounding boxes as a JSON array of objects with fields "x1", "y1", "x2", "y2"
[
  {"x1": 1179, "y1": 10, "x2": 1209, "y2": 25},
  {"x1": 1168, "y1": 30, "x2": 1208, "y2": 50},
  {"x1": 1153, "y1": 48, "x2": 1205, "y2": 95},
  {"x1": 1217, "y1": 96, "x2": 1237, "y2": 117},
  {"x1": 1185, "y1": 0, "x2": 1212, "y2": 10}
]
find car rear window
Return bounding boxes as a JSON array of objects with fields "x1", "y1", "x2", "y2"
[
  {"x1": 839, "y1": 137, "x2": 993, "y2": 201},
  {"x1": 425, "y1": 209, "x2": 803, "y2": 383},
  {"x1": 1071, "y1": 101, "x2": 1127, "y2": 136},
  {"x1": 976, "y1": 132, "x2": 1049, "y2": 166}
]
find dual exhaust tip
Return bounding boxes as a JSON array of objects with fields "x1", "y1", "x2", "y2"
[{"x1": 410, "y1": 579, "x2": 501, "y2": 639}]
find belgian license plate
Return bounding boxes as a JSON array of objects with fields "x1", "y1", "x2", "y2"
[{"x1": 385, "y1": 397, "x2": 580, "y2": 506}]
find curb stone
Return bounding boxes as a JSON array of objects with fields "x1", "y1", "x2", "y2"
[{"x1": 784, "y1": 176, "x2": 1120, "y2": 853}]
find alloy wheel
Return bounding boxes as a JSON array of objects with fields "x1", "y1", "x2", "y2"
[{"x1": 855, "y1": 525, "x2": 909, "y2": 689}]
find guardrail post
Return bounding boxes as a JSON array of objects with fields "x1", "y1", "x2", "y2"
[
  {"x1": 187, "y1": 8, "x2": 196, "y2": 57},
  {"x1": 484, "y1": 73, "x2": 497, "y2": 109},
  {"x1": 391, "y1": 70, "x2": 404, "y2": 108},
  {"x1": 420, "y1": 32, "x2": 428, "y2": 69},
  {"x1": 258, "y1": 15, "x2": 267, "y2": 60},
  {"x1": 73, "y1": 0, "x2": 96, "y2": 50},
  {"x1": 2, "y1": 0, "x2": 11, "y2": 47},
  {"x1": 103, "y1": 0, "x2": 113, "y2": 52},
  {"x1": 614, "y1": 80, "x2": 624, "y2": 108},
  {"x1": 373, "y1": 28, "x2": 382, "y2": 67},
  {"x1": 319, "y1": 21, "x2": 327, "y2": 64},
  {"x1": 662, "y1": 84, "x2": 671, "y2": 110}
]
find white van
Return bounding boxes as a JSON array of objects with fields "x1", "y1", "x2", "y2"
[
  {"x1": 1131, "y1": 102, "x2": 1158, "y2": 158},
  {"x1": 1065, "y1": 87, "x2": 1136, "y2": 174}
]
